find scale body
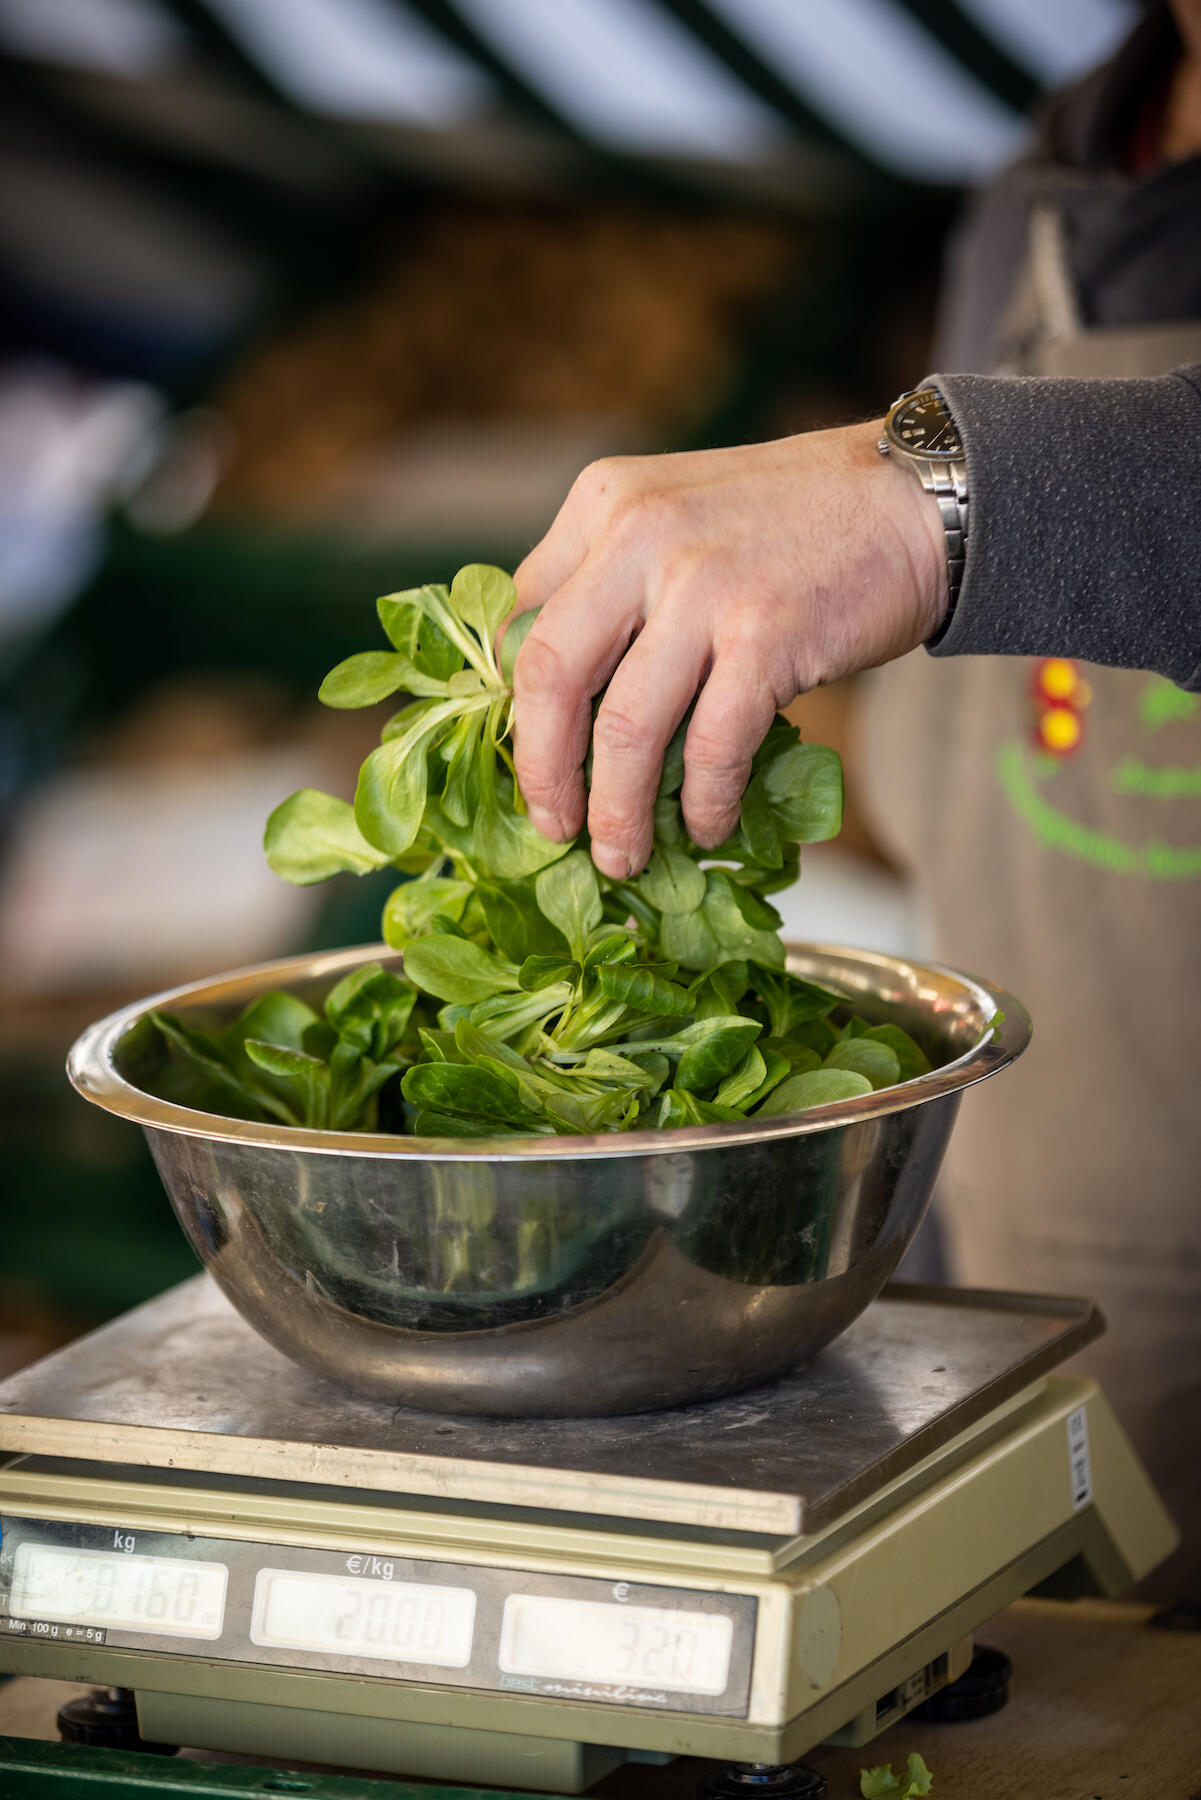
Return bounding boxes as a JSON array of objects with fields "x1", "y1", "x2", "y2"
[{"x1": 0, "y1": 1277, "x2": 1177, "y2": 1794}]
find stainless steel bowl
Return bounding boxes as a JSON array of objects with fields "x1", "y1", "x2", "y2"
[{"x1": 68, "y1": 943, "x2": 1029, "y2": 1417}]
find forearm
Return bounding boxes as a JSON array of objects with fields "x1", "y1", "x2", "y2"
[{"x1": 928, "y1": 365, "x2": 1201, "y2": 691}]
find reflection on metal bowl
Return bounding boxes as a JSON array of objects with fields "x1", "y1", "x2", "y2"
[{"x1": 68, "y1": 943, "x2": 1029, "y2": 1417}]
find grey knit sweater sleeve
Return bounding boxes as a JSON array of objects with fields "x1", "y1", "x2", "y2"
[{"x1": 926, "y1": 365, "x2": 1201, "y2": 692}]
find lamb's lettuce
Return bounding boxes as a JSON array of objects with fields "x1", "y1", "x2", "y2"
[
  {"x1": 151, "y1": 962, "x2": 418, "y2": 1130},
  {"x1": 153, "y1": 564, "x2": 934, "y2": 1137},
  {"x1": 860, "y1": 1754, "x2": 934, "y2": 1800}
]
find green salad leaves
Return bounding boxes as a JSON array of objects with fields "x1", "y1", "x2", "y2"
[
  {"x1": 150, "y1": 565, "x2": 934, "y2": 1136},
  {"x1": 151, "y1": 962, "x2": 419, "y2": 1131},
  {"x1": 861, "y1": 1754, "x2": 934, "y2": 1800}
]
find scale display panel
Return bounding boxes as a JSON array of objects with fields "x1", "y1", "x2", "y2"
[{"x1": 0, "y1": 1514, "x2": 756, "y2": 1718}]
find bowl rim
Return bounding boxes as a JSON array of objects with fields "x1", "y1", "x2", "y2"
[{"x1": 67, "y1": 941, "x2": 1030, "y2": 1161}]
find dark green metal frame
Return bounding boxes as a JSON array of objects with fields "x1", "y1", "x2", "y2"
[{"x1": 0, "y1": 1737, "x2": 559, "y2": 1800}]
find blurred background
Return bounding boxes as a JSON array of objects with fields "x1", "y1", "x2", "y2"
[{"x1": 0, "y1": 0, "x2": 1138, "y2": 1369}]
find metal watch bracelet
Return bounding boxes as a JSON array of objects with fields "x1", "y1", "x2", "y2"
[{"x1": 917, "y1": 458, "x2": 970, "y2": 614}]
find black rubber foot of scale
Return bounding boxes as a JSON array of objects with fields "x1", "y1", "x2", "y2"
[
  {"x1": 57, "y1": 1686, "x2": 179, "y2": 1756},
  {"x1": 914, "y1": 1645, "x2": 1012, "y2": 1722},
  {"x1": 1148, "y1": 1599, "x2": 1201, "y2": 1632},
  {"x1": 697, "y1": 1763, "x2": 828, "y2": 1798}
]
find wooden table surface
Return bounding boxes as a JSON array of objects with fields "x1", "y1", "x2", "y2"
[
  {"x1": 807, "y1": 1599, "x2": 1201, "y2": 1800},
  {"x1": 2, "y1": 1600, "x2": 1198, "y2": 1798}
]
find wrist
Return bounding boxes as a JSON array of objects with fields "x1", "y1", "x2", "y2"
[
  {"x1": 877, "y1": 384, "x2": 972, "y2": 640},
  {"x1": 861, "y1": 419, "x2": 951, "y2": 639}
]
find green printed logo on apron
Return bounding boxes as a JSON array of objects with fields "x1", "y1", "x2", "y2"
[{"x1": 996, "y1": 671, "x2": 1201, "y2": 878}]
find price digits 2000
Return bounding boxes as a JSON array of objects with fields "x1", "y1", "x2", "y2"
[{"x1": 335, "y1": 1586, "x2": 448, "y2": 1654}]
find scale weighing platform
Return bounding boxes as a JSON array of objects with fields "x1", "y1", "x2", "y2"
[{"x1": 0, "y1": 1276, "x2": 1177, "y2": 1795}]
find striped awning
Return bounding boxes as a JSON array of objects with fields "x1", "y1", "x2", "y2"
[{"x1": 2, "y1": 0, "x2": 1136, "y2": 186}]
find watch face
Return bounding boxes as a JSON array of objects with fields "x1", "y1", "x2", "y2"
[{"x1": 888, "y1": 389, "x2": 962, "y2": 458}]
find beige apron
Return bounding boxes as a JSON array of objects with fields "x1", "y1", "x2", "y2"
[{"x1": 862, "y1": 206, "x2": 1201, "y2": 1597}]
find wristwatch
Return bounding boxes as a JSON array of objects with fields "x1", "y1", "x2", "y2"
[{"x1": 877, "y1": 387, "x2": 969, "y2": 615}]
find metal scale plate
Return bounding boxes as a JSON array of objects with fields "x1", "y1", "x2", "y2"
[{"x1": 0, "y1": 1275, "x2": 1101, "y2": 1534}]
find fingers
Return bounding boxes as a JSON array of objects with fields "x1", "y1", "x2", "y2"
[
  {"x1": 512, "y1": 563, "x2": 644, "y2": 842},
  {"x1": 681, "y1": 665, "x2": 778, "y2": 849},
  {"x1": 512, "y1": 455, "x2": 625, "y2": 615},
  {"x1": 509, "y1": 449, "x2": 791, "y2": 869},
  {"x1": 513, "y1": 517, "x2": 584, "y2": 617},
  {"x1": 497, "y1": 471, "x2": 593, "y2": 668},
  {"x1": 498, "y1": 509, "x2": 586, "y2": 672},
  {"x1": 586, "y1": 618, "x2": 709, "y2": 879}
]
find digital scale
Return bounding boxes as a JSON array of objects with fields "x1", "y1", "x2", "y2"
[{"x1": 0, "y1": 1276, "x2": 1177, "y2": 1794}]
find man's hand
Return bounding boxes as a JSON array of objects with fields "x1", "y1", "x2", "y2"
[{"x1": 507, "y1": 421, "x2": 948, "y2": 881}]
